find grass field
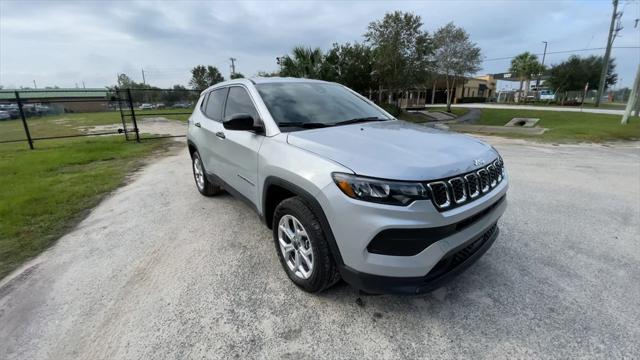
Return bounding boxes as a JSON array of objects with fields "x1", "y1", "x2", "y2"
[
  {"x1": 0, "y1": 108, "x2": 191, "y2": 143},
  {"x1": 0, "y1": 137, "x2": 171, "y2": 279},
  {"x1": 475, "y1": 109, "x2": 640, "y2": 142}
]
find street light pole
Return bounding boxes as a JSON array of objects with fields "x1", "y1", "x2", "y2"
[{"x1": 535, "y1": 41, "x2": 548, "y2": 91}]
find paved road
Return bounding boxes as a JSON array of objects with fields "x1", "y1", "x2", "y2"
[
  {"x1": 426, "y1": 103, "x2": 626, "y2": 115},
  {"x1": 1, "y1": 138, "x2": 639, "y2": 359}
]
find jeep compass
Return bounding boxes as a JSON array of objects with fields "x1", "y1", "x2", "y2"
[{"x1": 187, "y1": 77, "x2": 508, "y2": 295}]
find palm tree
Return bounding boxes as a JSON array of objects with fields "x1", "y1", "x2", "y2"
[
  {"x1": 281, "y1": 46, "x2": 325, "y2": 79},
  {"x1": 510, "y1": 52, "x2": 545, "y2": 101}
]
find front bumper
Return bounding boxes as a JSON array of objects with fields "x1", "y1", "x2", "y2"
[
  {"x1": 340, "y1": 223, "x2": 499, "y2": 295},
  {"x1": 316, "y1": 176, "x2": 508, "y2": 291}
]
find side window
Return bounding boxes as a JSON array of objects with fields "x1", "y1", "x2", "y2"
[
  {"x1": 199, "y1": 93, "x2": 209, "y2": 112},
  {"x1": 204, "y1": 88, "x2": 227, "y2": 122},
  {"x1": 224, "y1": 87, "x2": 258, "y2": 120}
]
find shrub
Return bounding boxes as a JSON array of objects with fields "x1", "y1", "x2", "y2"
[{"x1": 379, "y1": 103, "x2": 401, "y2": 117}]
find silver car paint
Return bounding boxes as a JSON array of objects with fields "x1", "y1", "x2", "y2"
[
  {"x1": 187, "y1": 78, "x2": 507, "y2": 278},
  {"x1": 287, "y1": 120, "x2": 497, "y2": 180}
]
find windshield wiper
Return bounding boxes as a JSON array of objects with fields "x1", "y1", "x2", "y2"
[
  {"x1": 332, "y1": 117, "x2": 386, "y2": 126},
  {"x1": 277, "y1": 122, "x2": 331, "y2": 129}
]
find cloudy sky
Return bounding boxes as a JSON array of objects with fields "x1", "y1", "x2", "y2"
[{"x1": 1, "y1": 0, "x2": 639, "y2": 90}]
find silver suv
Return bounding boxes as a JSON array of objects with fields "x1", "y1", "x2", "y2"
[{"x1": 187, "y1": 78, "x2": 508, "y2": 294}]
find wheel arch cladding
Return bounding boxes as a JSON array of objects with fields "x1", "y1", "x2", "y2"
[
  {"x1": 187, "y1": 140, "x2": 197, "y2": 157},
  {"x1": 262, "y1": 176, "x2": 344, "y2": 266}
]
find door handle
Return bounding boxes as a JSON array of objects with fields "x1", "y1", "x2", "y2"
[
  {"x1": 215, "y1": 131, "x2": 226, "y2": 139},
  {"x1": 194, "y1": 122, "x2": 201, "y2": 128}
]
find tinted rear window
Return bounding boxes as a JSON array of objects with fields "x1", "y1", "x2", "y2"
[{"x1": 204, "y1": 88, "x2": 227, "y2": 121}]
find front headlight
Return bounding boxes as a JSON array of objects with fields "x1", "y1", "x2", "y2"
[{"x1": 332, "y1": 173, "x2": 429, "y2": 206}]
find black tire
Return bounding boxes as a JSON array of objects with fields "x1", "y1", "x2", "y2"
[
  {"x1": 191, "y1": 151, "x2": 222, "y2": 196},
  {"x1": 272, "y1": 196, "x2": 340, "y2": 293}
]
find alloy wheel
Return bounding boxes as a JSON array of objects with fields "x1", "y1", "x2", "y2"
[{"x1": 278, "y1": 214, "x2": 314, "y2": 279}]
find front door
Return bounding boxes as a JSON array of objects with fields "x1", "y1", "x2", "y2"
[{"x1": 217, "y1": 86, "x2": 264, "y2": 205}]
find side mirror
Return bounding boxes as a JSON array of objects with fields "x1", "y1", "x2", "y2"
[{"x1": 223, "y1": 113, "x2": 263, "y2": 133}]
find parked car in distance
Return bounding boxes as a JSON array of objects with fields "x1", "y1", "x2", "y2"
[
  {"x1": 187, "y1": 78, "x2": 508, "y2": 295},
  {"x1": 0, "y1": 110, "x2": 11, "y2": 120},
  {"x1": 539, "y1": 90, "x2": 555, "y2": 101},
  {"x1": 172, "y1": 102, "x2": 192, "y2": 109},
  {"x1": 138, "y1": 103, "x2": 154, "y2": 110}
]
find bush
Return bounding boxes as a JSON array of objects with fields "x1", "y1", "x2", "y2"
[
  {"x1": 457, "y1": 97, "x2": 487, "y2": 104},
  {"x1": 379, "y1": 103, "x2": 401, "y2": 117}
]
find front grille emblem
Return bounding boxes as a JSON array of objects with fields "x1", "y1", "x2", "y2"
[{"x1": 473, "y1": 159, "x2": 485, "y2": 166}]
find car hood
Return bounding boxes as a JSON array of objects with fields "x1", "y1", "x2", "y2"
[{"x1": 286, "y1": 120, "x2": 498, "y2": 180}]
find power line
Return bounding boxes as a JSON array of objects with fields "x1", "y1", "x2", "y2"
[{"x1": 482, "y1": 46, "x2": 639, "y2": 62}]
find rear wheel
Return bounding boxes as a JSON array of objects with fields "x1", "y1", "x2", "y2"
[
  {"x1": 191, "y1": 151, "x2": 222, "y2": 196},
  {"x1": 273, "y1": 197, "x2": 339, "y2": 292}
]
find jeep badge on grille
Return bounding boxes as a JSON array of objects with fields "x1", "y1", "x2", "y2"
[{"x1": 474, "y1": 159, "x2": 485, "y2": 166}]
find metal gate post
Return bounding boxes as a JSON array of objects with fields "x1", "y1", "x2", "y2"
[
  {"x1": 15, "y1": 91, "x2": 34, "y2": 150},
  {"x1": 126, "y1": 88, "x2": 140, "y2": 143},
  {"x1": 115, "y1": 88, "x2": 129, "y2": 140}
]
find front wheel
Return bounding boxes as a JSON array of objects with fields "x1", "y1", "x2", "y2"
[
  {"x1": 273, "y1": 197, "x2": 340, "y2": 292},
  {"x1": 191, "y1": 151, "x2": 222, "y2": 196}
]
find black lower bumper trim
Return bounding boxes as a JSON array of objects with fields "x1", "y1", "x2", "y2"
[{"x1": 339, "y1": 224, "x2": 499, "y2": 295}]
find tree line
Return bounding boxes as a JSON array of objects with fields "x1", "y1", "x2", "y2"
[
  {"x1": 185, "y1": 11, "x2": 481, "y2": 112},
  {"x1": 508, "y1": 52, "x2": 617, "y2": 103},
  {"x1": 276, "y1": 12, "x2": 482, "y2": 112},
  {"x1": 114, "y1": 10, "x2": 620, "y2": 109}
]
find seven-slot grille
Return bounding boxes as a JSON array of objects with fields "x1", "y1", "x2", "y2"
[{"x1": 426, "y1": 158, "x2": 505, "y2": 211}]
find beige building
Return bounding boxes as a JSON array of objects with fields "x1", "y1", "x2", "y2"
[{"x1": 398, "y1": 75, "x2": 497, "y2": 108}]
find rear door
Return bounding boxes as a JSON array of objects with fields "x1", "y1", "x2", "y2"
[{"x1": 218, "y1": 86, "x2": 265, "y2": 205}]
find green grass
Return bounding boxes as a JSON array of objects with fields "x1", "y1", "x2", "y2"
[
  {"x1": 0, "y1": 137, "x2": 170, "y2": 279},
  {"x1": 475, "y1": 109, "x2": 640, "y2": 142},
  {"x1": 0, "y1": 109, "x2": 191, "y2": 143},
  {"x1": 398, "y1": 111, "x2": 431, "y2": 122},
  {"x1": 495, "y1": 102, "x2": 627, "y2": 110}
]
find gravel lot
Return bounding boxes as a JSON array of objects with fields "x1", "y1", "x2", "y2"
[{"x1": 1, "y1": 137, "x2": 639, "y2": 359}]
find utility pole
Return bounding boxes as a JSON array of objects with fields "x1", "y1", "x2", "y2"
[
  {"x1": 141, "y1": 67, "x2": 146, "y2": 84},
  {"x1": 596, "y1": 0, "x2": 622, "y2": 107},
  {"x1": 32, "y1": 80, "x2": 37, "y2": 89},
  {"x1": 621, "y1": 62, "x2": 639, "y2": 125},
  {"x1": 535, "y1": 41, "x2": 548, "y2": 92},
  {"x1": 229, "y1": 58, "x2": 237, "y2": 77},
  {"x1": 82, "y1": 81, "x2": 86, "y2": 89}
]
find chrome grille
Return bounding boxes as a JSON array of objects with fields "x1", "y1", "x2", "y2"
[
  {"x1": 427, "y1": 158, "x2": 505, "y2": 211},
  {"x1": 448, "y1": 177, "x2": 467, "y2": 204},
  {"x1": 427, "y1": 181, "x2": 450, "y2": 208},
  {"x1": 464, "y1": 173, "x2": 480, "y2": 198},
  {"x1": 477, "y1": 169, "x2": 490, "y2": 193}
]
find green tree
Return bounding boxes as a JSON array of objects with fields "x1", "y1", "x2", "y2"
[
  {"x1": 280, "y1": 46, "x2": 325, "y2": 79},
  {"x1": 545, "y1": 55, "x2": 617, "y2": 104},
  {"x1": 230, "y1": 72, "x2": 245, "y2": 79},
  {"x1": 189, "y1": 65, "x2": 225, "y2": 90},
  {"x1": 162, "y1": 84, "x2": 193, "y2": 104},
  {"x1": 323, "y1": 42, "x2": 375, "y2": 94},
  {"x1": 256, "y1": 70, "x2": 280, "y2": 77},
  {"x1": 117, "y1": 73, "x2": 136, "y2": 88},
  {"x1": 509, "y1": 52, "x2": 545, "y2": 100},
  {"x1": 432, "y1": 22, "x2": 482, "y2": 112},
  {"x1": 364, "y1": 11, "x2": 432, "y2": 104}
]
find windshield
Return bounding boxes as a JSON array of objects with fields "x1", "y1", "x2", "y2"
[{"x1": 255, "y1": 82, "x2": 390, "y2": 130}]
